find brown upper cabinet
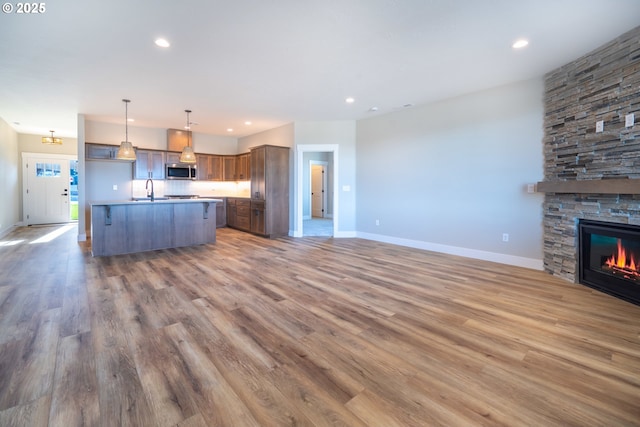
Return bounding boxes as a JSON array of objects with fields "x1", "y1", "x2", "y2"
[
  {"x1": 236, "y1": 153, "x2": 251, "y2": 181},
  {"x1": 135, "y1": 149, "x2": 165, "y2": 179},
  {"x1": 167, "y1": 129, "x2": 190, "y2": 152},
  {"x1": 197, "y1": 154, "x2": 223, "y2": 181},
  {"x1": 223, "y1": 156, "x2": 236, "y2": 181}
]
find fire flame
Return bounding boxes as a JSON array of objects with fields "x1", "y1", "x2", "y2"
[{"x1": 605, "y1": 239, "x2": 637, "y2": 271}]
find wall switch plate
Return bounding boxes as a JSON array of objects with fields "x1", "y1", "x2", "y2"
[
  {"x1": 502, "y1": 233, "x2": 509, "y2": 242},
  {"x1": 375, "y1": 219, "x2": 380, "y2": 226},
  {"x1": 112, "y1": 184, "x2": 118, "y2": 190},
  {"x1": 596, "y1": 120, "x2": 604, "y2": 133},
  {"x1": 626, "y1": 113, "x2": 635, "y2": 128},
  {"x1": 342, "y1": 185, "x2": 351, "y2": 192},
  {"x1": 527, "y1": 183, "x2": 536, "y2": 193}
]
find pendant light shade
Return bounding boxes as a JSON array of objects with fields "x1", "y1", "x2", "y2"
[
  {"x1": 179, "y1": 109, "x2": 197, "y2": 164},
  {"x1": 116, "y1": 99, "x2": 136, "y2": 161},
  {"x1": 42, "y1": 130, "x2": 62, "y2": 145}
]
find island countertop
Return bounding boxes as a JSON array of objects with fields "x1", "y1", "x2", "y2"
[
  {"x1": 90, "y1": 197, "x2": 223, "y2": 206},
  {"x1": 90, "y1": 198, "x2": 220, "y2": 256}
]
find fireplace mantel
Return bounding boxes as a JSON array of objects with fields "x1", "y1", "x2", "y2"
[{"x1": 536, "y1": 179, "x2": 640, "y2": 194}]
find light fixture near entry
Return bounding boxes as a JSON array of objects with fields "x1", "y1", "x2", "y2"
[
  {"x1": 179, "y1": 109, "x2": 196, "y2": 164},
  {"x1": 42, "y1": 130, "x2": 62, "y2": 145},
  {"x1": 116, "y1": 99, "x2": 136, "y2": 161}
]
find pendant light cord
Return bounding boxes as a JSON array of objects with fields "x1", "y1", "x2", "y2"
[
  {"x1": 123, "y1": 99, "x2": 130, "y2": 142},
  {"x1": 185, "y1": 109, "x2": 192, "y2": 147}
]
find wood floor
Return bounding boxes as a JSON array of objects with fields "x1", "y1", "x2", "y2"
[{"x1": 0, "y1": 224, "x2": 639, "y2": 426}]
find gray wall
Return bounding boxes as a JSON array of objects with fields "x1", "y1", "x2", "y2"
[
  {"x1": 0, "y1": 118, "x2": 19, "y2": 236},
  {"x1": 356, "y1": 78, "x2": 545, "y2": 268},
  {"x1": 294, "y1": 121, "x2": 357, "y2": 236}
]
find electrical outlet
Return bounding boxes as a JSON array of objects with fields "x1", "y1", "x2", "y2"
[
  {"x1": 626, "y1": 113, "x2": 635, "y2": 128},
  {"x1": 112, "y1": 184, "x2": 118, "y2": 191},
  {"x1": 502, "y1": 233, "x2": 509, "y2": 242},
  {"x1": 596, "y1": 120, "x2": 604, "y2": 133},
  {"x1": 375, "y1": 219, "x2": 380, "y2": 226}
]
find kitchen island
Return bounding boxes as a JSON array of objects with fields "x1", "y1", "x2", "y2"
[{"x1": 90, "y1": 198, "x2": 222, "y2": 256}]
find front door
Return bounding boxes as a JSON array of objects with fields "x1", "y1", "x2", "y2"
[{"x1": 24, "y1": 155, "x2": 72, "y2": 225}]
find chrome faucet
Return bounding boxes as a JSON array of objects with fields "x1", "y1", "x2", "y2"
[{"x1": 145, "y1": 178, "x2": 155, "y2": 201}]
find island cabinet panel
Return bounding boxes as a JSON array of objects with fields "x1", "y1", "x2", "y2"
[{"x1": 91, "y1": 201, "x2": 217, "y2": 256}]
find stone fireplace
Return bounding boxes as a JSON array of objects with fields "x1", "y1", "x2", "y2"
[{"x1": 540, "y1": 25, "x2": 640, "y2": 296}]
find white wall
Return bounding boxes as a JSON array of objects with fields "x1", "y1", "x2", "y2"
[
  {"x1": 85, "y1": 120, "x2": 238, "y2": 154},
  {"x1": 238, "y1": 123, "x2": 294, "y2": 152},
  {"x1": 356, "y1": 78, "x2": 545, "y2": 269},
  {"x1": 0, "y1": 117, "x2": 19, "y2": 236}
]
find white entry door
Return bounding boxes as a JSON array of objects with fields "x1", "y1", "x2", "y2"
[
  {"x1": 311, "y1": 163, "x2": 325, "y2": 218},
  {"x1": 23, "y1": 155, "x2": 72, "y2": 225}
]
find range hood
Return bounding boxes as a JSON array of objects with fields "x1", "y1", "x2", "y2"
[{"x1": 167, "y1": 128, "x2": 189, "y2": 152}]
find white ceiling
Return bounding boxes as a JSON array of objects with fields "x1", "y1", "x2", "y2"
[{"x1": 1, "y1": 0, "x2": 639, "y2": 139}]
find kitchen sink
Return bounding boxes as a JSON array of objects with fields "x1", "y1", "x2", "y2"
[{"x1": 131, "y1": 197, "x2": 169, "y2": 201}]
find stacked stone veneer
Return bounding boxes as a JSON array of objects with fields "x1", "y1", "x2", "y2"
[{"x1": 543, "y1": 26, "x2": 640, "y2": 282}]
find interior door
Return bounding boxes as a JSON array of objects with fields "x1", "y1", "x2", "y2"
[
  {"x1": 311, "y1": 164, "x2": 325, "y2": 218},
  {"x1": 25, "y1": 157, "x2": 71, "y2": 225}
]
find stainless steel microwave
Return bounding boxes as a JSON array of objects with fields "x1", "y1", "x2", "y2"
[{"x1": 166, "y1": 163, "x2": 197, "y2": 180}]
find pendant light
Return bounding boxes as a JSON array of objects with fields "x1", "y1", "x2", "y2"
[
  {"x1": 179, "y1": 109, "x2": 196, "y2": 164},
  {"x1": 42, "y1": 130, "x2": 62, "y2": 145},
  {"x1": 116, "y1": 99, "x2": 136, "y2": 161}
]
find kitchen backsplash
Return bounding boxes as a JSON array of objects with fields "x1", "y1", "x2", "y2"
[{"x1": 132, "y1": 180, "x2": 251, "y2": 198}]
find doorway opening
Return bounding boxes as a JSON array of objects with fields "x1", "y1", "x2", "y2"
[{"x1": 295, "y1": 145, "x2": 339, "y2": 237}]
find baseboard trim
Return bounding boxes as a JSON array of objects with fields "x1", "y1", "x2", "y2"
[{"x1": 356, "y1": 232, "x2": 543, "y2": 270}]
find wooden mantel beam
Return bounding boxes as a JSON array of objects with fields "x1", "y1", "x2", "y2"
[{"x1": 536, "y1": 179, "x2": 640, "y2": 194}]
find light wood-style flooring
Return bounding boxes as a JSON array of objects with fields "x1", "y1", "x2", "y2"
[{"x1": 1, "y1": 224, "x2": 639, "y2": 426}]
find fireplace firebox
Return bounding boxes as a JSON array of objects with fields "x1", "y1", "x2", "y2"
[{"x1": 579, "y1": 219, "x2": 640, "y2": 305}]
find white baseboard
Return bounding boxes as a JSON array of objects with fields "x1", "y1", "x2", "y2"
[
  {"x1": 0, "y1": 224, "x2": 18, "y2": 239},
  {"x1": 303, "y1": 215, "x2": 311, "y2": 220},
  {"x1": 77, "y1": 232, "x2": 87, "y2": 242},
  {"x1": 356, "y1": 232, "x2": 544, "y2": 270}
]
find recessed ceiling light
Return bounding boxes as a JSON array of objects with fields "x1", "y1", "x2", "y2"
[
  {"x1": 127, "y1": 118, "x2": 134, "y2": 122},
  {"x1": 512, "y1": 39, "x2": 529, "y2": 49},
  {"x1": 368, "y1": 107, "x2": 379, "y2": 112},
  {"x1": 227, "y1": 128, "x2": 234, "y2": 132},
  {"x1": 155, "y1": 38, "x2": 170, "y2": 48},
  {"x1": 345, "y1": 97, "x2": 355, "y2": 104},
  {"x1": 244, "y1": 121, "x2": 252, "y2": 125}
]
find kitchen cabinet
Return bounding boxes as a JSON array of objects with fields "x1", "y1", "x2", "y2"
[
  {"x1": 197, "y1": 154, "x2": 223, "y2": 181},
  {"x1": 135, "y1": 149, "x2": 165, "y2": 179},
  {"x1": 90, "y1": 199, "x2": 219, "y2": 256},
  {"x1": 223, "y1": 156, "x2": 236, "y2": 181},
  {"x1": 215, "y1": 198, "x2": 226, "y2": 228},
  {"x1": 226, "y1": 198, "x2": 237, "y2": 228},
  {"x1": 250, "y1": 200, "x2": 266, "y2": 235},
  {"x1": 167, "y1": 129, "x2": 190, "y2": 152},
  {"x1": 236, "y1": 153, "x2": 251, "y2": 181},
  {"x1": 250, "y1": 145, "x2": 289, "y2": 237},
  {"x1": 226, "y1": 198, "x2": 250, "y2": 232},
  {"x1": 86, "y1": 143, "x2": 120, "y2": 160},
  {"x1": 166, "y1": 151, "x2": 181, "y2": 164}
]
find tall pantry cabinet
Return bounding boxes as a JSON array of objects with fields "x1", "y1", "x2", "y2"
[{"x1": 250, "y1": 145, "x2": 289, "y2": 238}]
